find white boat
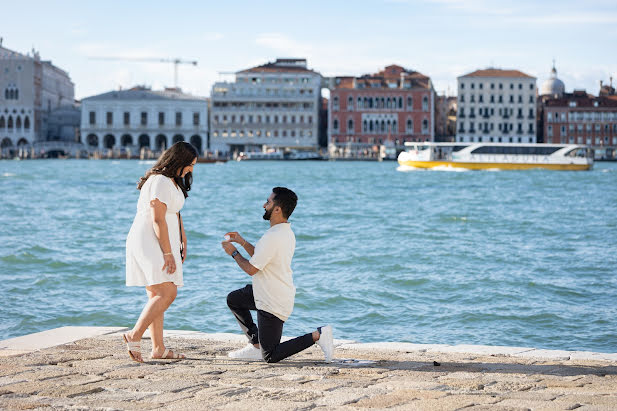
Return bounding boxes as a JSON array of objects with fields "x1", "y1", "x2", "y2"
[
  {"x1": 398, "y1": 142, "x2": 593, "y2": 171},
  {"x1": 236, "y1": 151, "x2": 284, "y2": 161}
]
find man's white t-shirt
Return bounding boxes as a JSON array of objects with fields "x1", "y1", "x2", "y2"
[{"x1": 249, "y1": 222, "x2": 296, "y2": 321}]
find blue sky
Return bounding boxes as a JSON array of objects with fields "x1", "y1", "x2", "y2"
[{"x1": 2, "y1": 0, "x2": 616, "y2": 99}]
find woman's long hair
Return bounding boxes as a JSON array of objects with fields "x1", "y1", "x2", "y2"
[{"x1": 137, "y1": 142, "x2": 199, "y2": 198}]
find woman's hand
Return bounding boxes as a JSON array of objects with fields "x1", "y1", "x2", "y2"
[
  {"x1": 181, "y1": 241, "x2": 187, "y2": 263},
  {"x1": 162, "y1": 253, "x2": 176, "y2": 274},
  {"x1": 224, "y1": 231, "x2": 245, "y2": 245}
]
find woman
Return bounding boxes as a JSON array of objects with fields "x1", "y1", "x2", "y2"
[{"x1": 123, "y1": 141, "x2": 198, "y2": 362}]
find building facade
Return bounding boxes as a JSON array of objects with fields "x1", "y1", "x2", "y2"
[
  {"x1": 80, "y1": 87, "x2": 208, "y2": 154},
  {"x1": 328, "y1": 65, "x2": 435, "y2": 153},
  {"x1": 435, "y1": 94, "x2": 457, "y2": 142},
  {"x1": 543, "y1": 91, "x2": 617, "y2": 148},
  {"x1": 209, "y1": 58, "x2": 322, "y2": 154},
  {"x1": 456, "y1": 69, "x2": 537, "y2": 143},
  {"x1": 0, "y1": 43, "x2": 74, "y2": 153}
]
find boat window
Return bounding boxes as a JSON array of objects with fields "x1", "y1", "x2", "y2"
[
  {"x1": 471, "y1": 146, "x2": 562, "y2": 155},
  {"x1": 565, "y1": 148, "x2": 591, "y2": 158}
]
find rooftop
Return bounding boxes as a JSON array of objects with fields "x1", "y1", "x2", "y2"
[
  {"x1": 238, "y1": 58, "x2": 319, "y2": 75},
  {"x1": 83, "y1": 86, "x2": 206, "y2": 102},
  {"x1": 333, "y1": 65, "x2": 431, "y2": 89},
  {"x1": 460, "y1": 68, "x2": 535, "y2": 79}
]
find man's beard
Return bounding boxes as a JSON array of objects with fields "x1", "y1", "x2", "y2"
[{"x1": 263, "y1": 208, "x2": 272, "y2": 220}]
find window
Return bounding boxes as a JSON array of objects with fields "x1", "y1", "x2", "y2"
[
  {"x1": 89, "y1": 111, "x2": 96, "y2": 125},
  {"x1": 193, "y1": 112, "x2": 200, "y2": 125},
  {"x1": 348, "y1": 119, "x2": 354, "y2": 133},
  {"x1": 124, "y1": 112, "x2": 130, "y2": 125},
  {"x1": 141, "y1": 112, "x2": 147, "y2": 126},
  {"x1": 348, "y1": 96, "x2": 353, "y2": 110},
  {"x1": 407, "y1": 96, "x2": 412, "y2": 108},
  {"x1": 422, "y1": 96, "x2": 428, "y2": 111},
  {"x1": 518, "y1": 83, "x2": 522, "y2": 90},
  {"x1": 406, "y1": 119, "x2": 413, "y2": 133},
  {"x1": 333, "y1": 96, "x2": 339, "y2": 111},
  {"x1": 422, "y1": 119, "x2": 428, "y2": 133},
  {"x1": 106, "y1": 112, "x2": 113, "y2": 125},
  {"x1": 175, "y1": 112, "x2": 182, "y2": 126},
  {"x1": 159, "y1": 112, "x2": 165, "y2": 126},
  {"x1": 333, "y1": 118, "x2": 339, "y2": 131}
]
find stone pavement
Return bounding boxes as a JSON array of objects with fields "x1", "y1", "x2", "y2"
[{"x1": 0, "y1": 327, "x2": 616, "y2": 410}]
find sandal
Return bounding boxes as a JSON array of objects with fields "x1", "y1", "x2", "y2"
[
  {"x1": 151, "y1": 348, "x2": 186, "y2": 360},
  {"x1": 122, "y1": 333, "x2": 143, "y2": 363}
]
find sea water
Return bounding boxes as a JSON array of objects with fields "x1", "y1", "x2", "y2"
[{"x1": 1, "y1": 159, "x2": 616, "y2": 353}]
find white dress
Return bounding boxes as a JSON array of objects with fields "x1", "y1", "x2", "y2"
[{"x1": 126, "y1": 174, "x2": 185, "y2": 287}]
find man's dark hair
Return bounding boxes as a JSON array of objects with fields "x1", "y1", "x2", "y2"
[{"x1": 272, "y1": 187, "x2": 297, "y2": 219}]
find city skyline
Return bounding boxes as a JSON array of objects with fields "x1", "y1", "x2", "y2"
[{"x1": 2, "y1": 0, "x2": 617, "y2": 100}]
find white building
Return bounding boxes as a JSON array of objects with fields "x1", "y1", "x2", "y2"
[
  {"x1": 0, "y1": 42, "x2": 74, "y2": 153},
  {"x1": 456, "y1": 69, "x2": 537, "y2": 143},
  {"x1": 80, "y1": 87, "x2": 208, "y2": 154},
  {"x1": 210, "y1": 58, "x2": 322, "y2": 154}
]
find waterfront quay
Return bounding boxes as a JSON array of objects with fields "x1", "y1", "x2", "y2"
[{"x1": 0, "y1": 327, "x2": 616, "y2": 410}]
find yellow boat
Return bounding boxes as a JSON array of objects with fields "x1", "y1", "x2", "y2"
[{"x1": 398, "y1": 143, "x2": 593, "y2": 171}]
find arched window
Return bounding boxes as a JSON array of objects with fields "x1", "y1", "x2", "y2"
[
  {"x1": 381, "y1": 97, "x2": 385, "y2": 108},
  {"x1": 138, "y1": 134, "x2": 150, "y2": 148},
  {"x1": 15, "y1": 89, "x2": 18, "y2": 100},
  {"x1": 422, "y1": 119, "x2": 428, "y2": 132},
  {"x1": 155, "y1": 134, "x2": 167, "y2": 150},
  {"x1": 369, "y1": 120, "x2": 374, "y2": 132},
  {"x1": 398, "y1": 97, "x2": 403, "y2": 109},
  {"x1": 406, "y1": 119, "x2": 413, "y2": 133},
  {"x1": 24, "y1": 116, "x2": 30, "y2": 129},
  {"x1": 16, "y1": 116, "x2": 21, "y2": 129},
  {"x1": 363, "y1": 120, "x2": 367, "y2": 132},
  {"x1": 4, "y1": 89, "x2": 8, "y2": 99},
  {"x1": 381, "y1": 120, "x2": 385, "y2": 133},
  {"x1": 172, "y1": 134, "x2": 184, "y2": 143},
  {"x1": 121, "y1": 134, "x2": 133, "y2": 146},
  {"x1": 7, "y1": 116, "x2": 13, "y2": 129},
  {"x1": 357, "y1": 97, "x2": 362, "y2": 109},
  {"x1": 190, "y1": 135, "x2": 202, "y2": 153},
  {"x1": 348, "y1": 119, "x2": 354, "y2": 133},
  {"x1": 87, "y1": 134, "x2": 99, "y2": 147},
  {"x1": 333, "y1": 96, "x2": 339, "y2": 110},
  {"x1": 0, "y1": 116, "x2": 4, "y2": 128},
  {"x1": 347, "y1": 96, "x2": 353, "y2": 110},
  {"x1": 333, "y1": 118, "x2": 339, "y2": 131},
  {"x1": 393, "y1": 120, "x2": 397, "y2": 133},
  {"x1": 1, "y1": 137, "x2": 12, "y2": 148},
  {"x1": 386, "y1": 98, "x2": 391, "y2": 108},
  {"x1": 104, "y1": 134, "x2": 115, "y2": 149}
]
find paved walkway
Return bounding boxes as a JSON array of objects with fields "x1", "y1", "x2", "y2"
[{"x1": 0, "y1": 327, "x2": 616, "y2": 410}]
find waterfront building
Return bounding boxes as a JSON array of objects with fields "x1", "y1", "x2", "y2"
[
  {"x1": 542, "y1": 90, "x2": 617, "y2": 150},
  {"x1": 209, "y1": 58, "x2": 322, "y2": 154},
  {"x1": 80, "y1": 86, "x2": 208, "y2": 154},
  {"x1": 456, "y1": 69, "x2": 537, "y2": 143},
  {"x1": 0, "y1": 42, "x2": 74, "y2": 154},
  {"x1": 328, "y1": 65, "x2": 435, "y2": 154},
  {"x1": 435, "y1": 94, "x2": 457, "y2": 142}
]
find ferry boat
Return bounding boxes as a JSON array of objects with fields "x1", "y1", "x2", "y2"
[{"x1": 398, "y1": 142, "x2": 593, "y2": 171}]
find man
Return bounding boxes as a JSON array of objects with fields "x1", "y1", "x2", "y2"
[{"x1": 221, "y1": 187, "x2": 334, "y2": 363}]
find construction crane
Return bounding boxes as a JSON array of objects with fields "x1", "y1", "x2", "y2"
[{"x1": 89, "y1": 56, "x2": 198, "y2": 89}]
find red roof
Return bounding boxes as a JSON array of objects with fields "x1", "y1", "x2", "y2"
[
  {"x1": 332, "y1": 65, "x2": 431, "y2": 90},
  {"x1": 460, "y1": 69, "x2": 535, "y2": 79}
]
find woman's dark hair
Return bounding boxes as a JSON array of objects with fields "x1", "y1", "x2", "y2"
[
  {"x1": 272, "y1": 187, "x2": 297, "y2": 219},
  {"x1": 137, "y1": 142, "x2": 199, "y2": 198}
]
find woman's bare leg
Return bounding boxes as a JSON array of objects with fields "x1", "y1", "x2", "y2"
[{"x1": 125, "y1": 282, "x2": 177, "y2": 361}]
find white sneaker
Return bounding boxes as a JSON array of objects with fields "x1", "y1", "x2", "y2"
[
  {"x1": 316, "y1": 325, "x2": 334, "y2": 362},
  {"x1": 228, "y1": 344, "x2": 263, "y2": 360}
]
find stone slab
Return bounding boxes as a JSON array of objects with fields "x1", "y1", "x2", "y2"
[{"x1": 0, "y1": 326, "x2": 128, "y2": 356}]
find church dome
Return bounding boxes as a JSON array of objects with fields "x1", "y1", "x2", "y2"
[{"x1": 540, "y1": 64, "x2": 565, "y2": 97}]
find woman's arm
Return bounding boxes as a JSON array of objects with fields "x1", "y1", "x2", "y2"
[
  {"x1": 179, "y1": 213, "x2": 187, "y2": 263},
  {"x1": 150, "y1": 199, "x2": 175, "y2": 274}
]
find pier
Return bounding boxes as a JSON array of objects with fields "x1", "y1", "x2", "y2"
[{"x1": 1, "y1": 327, "x2": 616, "y2": 409}]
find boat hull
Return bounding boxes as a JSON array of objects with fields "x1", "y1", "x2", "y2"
[{"x1": 398, "y1": 160, "x2": 592, "y2": 171}]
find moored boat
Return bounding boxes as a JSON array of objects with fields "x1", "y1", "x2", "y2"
[{"x1": 398, "y1": 142, "x2": 593, "y2": 171}]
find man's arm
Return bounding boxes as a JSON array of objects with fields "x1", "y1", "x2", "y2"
[
  {"x1": 225, "y1": 231, "x2": 255, "y2": 257},
  {"x1": 221, "y1": 242, "x2": 259, "y2": 276}
]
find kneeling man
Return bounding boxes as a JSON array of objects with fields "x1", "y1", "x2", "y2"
[{"x1": 221, "y1": 187, "x2": 333, "y2": 363}]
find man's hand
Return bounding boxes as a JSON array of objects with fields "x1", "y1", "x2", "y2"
[
  {"x1": 221, "y1": 241, "x2": 237, "y2": 255},
  {"x1": 224, "y1": 231, "x2": 245, "y2": 245}
]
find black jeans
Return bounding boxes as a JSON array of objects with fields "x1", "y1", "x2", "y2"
[{"x1": 226, "y1": 284, "x2": 315, "y2": 363}]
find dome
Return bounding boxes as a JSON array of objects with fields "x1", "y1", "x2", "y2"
[{"x1": 540, "y1": 64, "x2": 565, "y2": 97}]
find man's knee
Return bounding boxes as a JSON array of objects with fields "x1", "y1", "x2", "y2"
[
  {"x1": 261, "y1": 347, "x2": 279, "y2": 363},
  {"x1": 226, "y1": 290, "x2": 237, "y2": 309}
]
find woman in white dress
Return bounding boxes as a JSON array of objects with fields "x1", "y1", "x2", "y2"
[{"x1": 123, "y1": 141, "x2": 198, "y2": 362}]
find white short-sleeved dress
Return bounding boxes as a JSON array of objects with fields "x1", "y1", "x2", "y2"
[{"x1": 126, "y1": 174, "x2": 185, "y2": 287}]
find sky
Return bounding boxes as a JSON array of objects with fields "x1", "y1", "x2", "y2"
[{"x1": 2, "y1": 0, "x2": 617, "y2": 100}]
